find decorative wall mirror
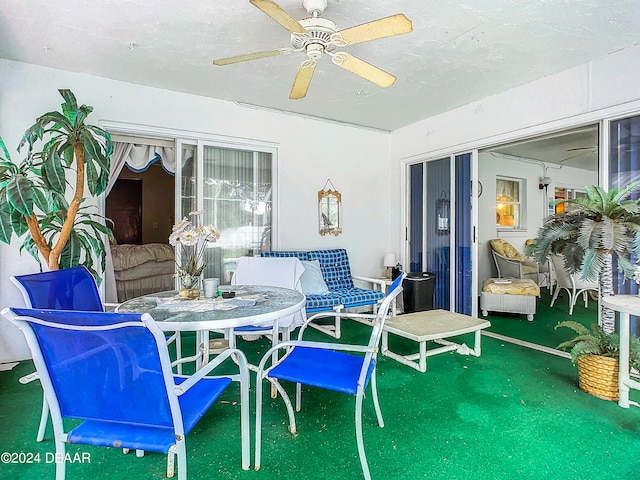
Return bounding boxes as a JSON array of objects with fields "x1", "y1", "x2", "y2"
[
  {"x1": 436, "y1": 192, "x2": 450, "y2": 236},
  {"x1": 318, "y1": 179, "x2": 342, "y2": 236}
]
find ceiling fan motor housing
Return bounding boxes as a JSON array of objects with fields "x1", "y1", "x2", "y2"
[{"x1": 291, "y1": 17, "x2": 338, "y2": 55}]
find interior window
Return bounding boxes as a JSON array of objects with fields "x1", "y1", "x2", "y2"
[
  {"x1": 496, "y1": 177, "x2": 523, "y2": 228},
  {"x1": 552, "y1": 187, "x2": 586, "y2": 214}
]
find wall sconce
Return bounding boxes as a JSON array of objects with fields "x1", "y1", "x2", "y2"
[{"x1": 538, "y1": 176, "x2": 552, "y2": 193}]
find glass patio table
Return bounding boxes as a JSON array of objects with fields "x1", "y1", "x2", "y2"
[{"x1": 116, "y1": 285, "x2": 306, "y2": 369}]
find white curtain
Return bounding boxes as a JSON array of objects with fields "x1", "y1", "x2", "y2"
[
  {"x1": 104, "y1": 142, "x2": 176, "y2": 302},
  {"x1": 106, "y1": 143, "x2": 176, "y2": 196},
  {"x1": 106, "y1": 142, "x2": 133, "y2": 196},
  {"x1": 128, "y1": 145, "x2": 176, "y2": 173}
]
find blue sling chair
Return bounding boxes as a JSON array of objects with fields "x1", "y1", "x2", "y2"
[
  {"x1": 10, "y1": 267, "x2": 182, "y2": 447},
  {"x1": 2, "y1": 307, "x2": 250, "y2": 480},
  {"x1": 254, "y1": 272, "x2": 406, "y2": 480}
]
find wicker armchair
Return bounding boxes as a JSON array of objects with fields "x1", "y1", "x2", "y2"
[{"x1": 489, "y1": 239, "x2": 540, "y2": 284}]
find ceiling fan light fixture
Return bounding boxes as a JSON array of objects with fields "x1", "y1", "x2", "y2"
[{"x1": 306, "y1": 43, "x2": 324, "y2": 60}]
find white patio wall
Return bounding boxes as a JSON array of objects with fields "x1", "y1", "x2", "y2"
[
  {"x1": 390, "y1": 44, "x2": 640, "y2": 275},
  {"x1": 0, "y1": 59, "x2": 392, "y2": 361},
  {"x1": 2, "y1": 43, "x2": 640, "y2": 360}
]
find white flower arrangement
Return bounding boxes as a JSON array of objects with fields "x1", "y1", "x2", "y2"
[
  {"x1": 169, "y1": 211, "x2": 220, "y2": 285},
  {"x1": 633, "y1": 266, "x2": 640, "y2": 286}
]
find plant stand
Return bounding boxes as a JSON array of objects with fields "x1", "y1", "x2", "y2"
[{"x1": 577, "y1": 354, "x2": 619, "y2": 401}]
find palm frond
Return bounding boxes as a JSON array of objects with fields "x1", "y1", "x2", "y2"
[
  {"x1": 579, "y1": 249, "x2": 604, "y2": 282},
  {"x1": 569, "y1": 341, "x2": 603, "y2": 364},
  {"x1": 611, "y1": 180, "x2": 640, "y2": 205},
  {"x1": 555, "y1": 320, "x2": 591, "y2": 336}
]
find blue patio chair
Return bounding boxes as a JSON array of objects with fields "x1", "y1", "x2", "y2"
[
  {"x1": 11, "y1": 266, "x2": 105, "y2": 312},
  {"x1": 1, "y1": 307, "x2": 250, "y2": 480},
  {"x1": 254, "y1": 272, "x2": 406, "y2": 480},
  {"x1": 10, "y1": 266, "x2": 182, "y2": 444}
]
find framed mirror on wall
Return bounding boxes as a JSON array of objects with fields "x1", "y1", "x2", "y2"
[
  {"x1": 318, "y1": 179, "x2": 342, "y2": 236},
  {"x1": 436, "y1": 192, "x2": 450, "y2": 235}
]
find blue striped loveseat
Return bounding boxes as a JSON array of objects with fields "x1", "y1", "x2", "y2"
[{"x1": 261, "y1": 248, "x2": 385, "y2": 337}]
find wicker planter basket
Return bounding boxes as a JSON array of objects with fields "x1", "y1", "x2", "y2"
[{"x1": 577, "y1": 354, "x2": 619, "y2": 401}]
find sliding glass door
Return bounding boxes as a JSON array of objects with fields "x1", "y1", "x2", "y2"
[
  {"x1": 407, "y1": 152, "x2": 477, "y2": 314},
  {"x1": 176, "y1": 139, "x2": 276, "y2": 284},
  {"x1": 408, "y1": 158, "x2": 451, "y2": 310},
  {"x1": 454, "y1": 153, "x2": 474, "y2": 315},
  {"x1": 608, "y1": 114, "x2": 640, "y2": 301}
]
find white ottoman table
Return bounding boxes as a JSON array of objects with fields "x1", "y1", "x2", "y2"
[
  {"x1": 480, "y1": 278, "x2": 539, "y2": 321},
  {"x1": 381, "y1": 309, "x2": 491, "y2": 372}
]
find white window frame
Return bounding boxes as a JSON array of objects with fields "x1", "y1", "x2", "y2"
[{"x1": 496, "y1": 176, "x2": 526, "y2": 230}]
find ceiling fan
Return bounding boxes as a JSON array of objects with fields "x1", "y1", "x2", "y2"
[
  {"x1": 213, "y1": 0, "x2": 413, "y2": 99},
  {"x1": 560, "y1": 146, "x2": 598, "y2": 163}
]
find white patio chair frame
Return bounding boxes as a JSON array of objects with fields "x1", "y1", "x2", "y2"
[{"x1": 549, "y1": 254, "x2": 599, "y2": 315}]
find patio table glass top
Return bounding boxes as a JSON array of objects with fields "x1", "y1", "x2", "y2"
[{"x1": 116, "y1": 285, "x2": 306, "y2": 332}]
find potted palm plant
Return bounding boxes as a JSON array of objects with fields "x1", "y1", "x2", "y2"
[
  {"x1": 0, "y1": 89, "x2": 113, "y2": 280},
  {"x1": 526, "y1": 182, "x2": 640, "y2": 334},
  {"x1": 556, "y1": 320, "x2": 640, "y2": 401}
]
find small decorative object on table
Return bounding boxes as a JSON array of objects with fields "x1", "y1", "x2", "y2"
[
  {"x1": 391, "y1": 262, "x2": 403, "y2": 280},
  {"x1": 169, "y1": 210, "x2": 220, "y2": 299},
  {"x1": 203, "y1": 277, "x2": 220, "y2": 298},
  {"x1": 383, "y1": 254, "x2": 396, "y2": 279}
]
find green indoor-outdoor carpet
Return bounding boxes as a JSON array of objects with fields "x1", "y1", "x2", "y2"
[{"x1": 1, "y1": 321, "x2": 639, "y2": 480}]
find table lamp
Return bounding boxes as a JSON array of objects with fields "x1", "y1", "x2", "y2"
[{"x1": 383, "y1": 253, "x2": 397, "y2": 278}]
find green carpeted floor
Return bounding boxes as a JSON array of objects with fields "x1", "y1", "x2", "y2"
[{"x1": 1, "y1": 312, "x2": 640, "y2": 480}]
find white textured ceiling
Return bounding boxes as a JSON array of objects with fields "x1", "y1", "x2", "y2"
[{"x1": 1, "y1": 0, "x2": 640, "y2": 133}]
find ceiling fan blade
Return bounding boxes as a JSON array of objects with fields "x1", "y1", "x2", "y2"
[
  {"x1": 213, "y1": 49, "x2": 285, "y2": 66},
  {"x1": 566, "y1": 146, "x2": 596, "y2": 152},
  {"x1": 332, "y1": 53, "x2": 396, "y2": 88},
  {"x1": 336, "y1": 14, "x2": 412, "y2": 46},
  {"x1": 250, "y1": 0, "x2": 307, "y2": 35},
  {"x1": 290, "y1": 62, "x2": 316, "y2": 99},
  {"x1": 560, "y1": 151, "x2": 592, "y2": 162}
]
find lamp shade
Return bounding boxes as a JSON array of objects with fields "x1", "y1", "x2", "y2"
[{"x1": 383, "y1": 253, "x2": 397, "y2": 267}]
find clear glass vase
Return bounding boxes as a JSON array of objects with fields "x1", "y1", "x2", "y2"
[{"x1": 179, "y1": 273, "x2": 200, "y2": 291}]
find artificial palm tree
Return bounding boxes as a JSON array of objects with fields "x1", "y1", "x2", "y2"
[
  {"x1": 527, "y1": 182, "x2": 640, "y2": 333},
  {"x1": 0, "y1": 90, "x2": 113, "y2": 278}
]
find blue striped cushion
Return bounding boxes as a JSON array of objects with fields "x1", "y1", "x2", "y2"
[
  {"x1": 338, "y1": 288, "x2": 384, "y2": 308},
  {"x1": 260, "y1": 251, "x2": 310, "y2": 261},
  {"x1": 305, "y1": 292, "x2": 343, "y2": 310},
  {"x1": 307, "y1": 249, "x2": 353, "y2": 291},
  {"x1": 260, "y1": 249, "x2": 383, "y2": 311}
]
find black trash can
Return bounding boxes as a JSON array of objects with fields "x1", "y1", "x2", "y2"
[{"x1": 402, "y1": 272, "x2": 436, "y2": 313}]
